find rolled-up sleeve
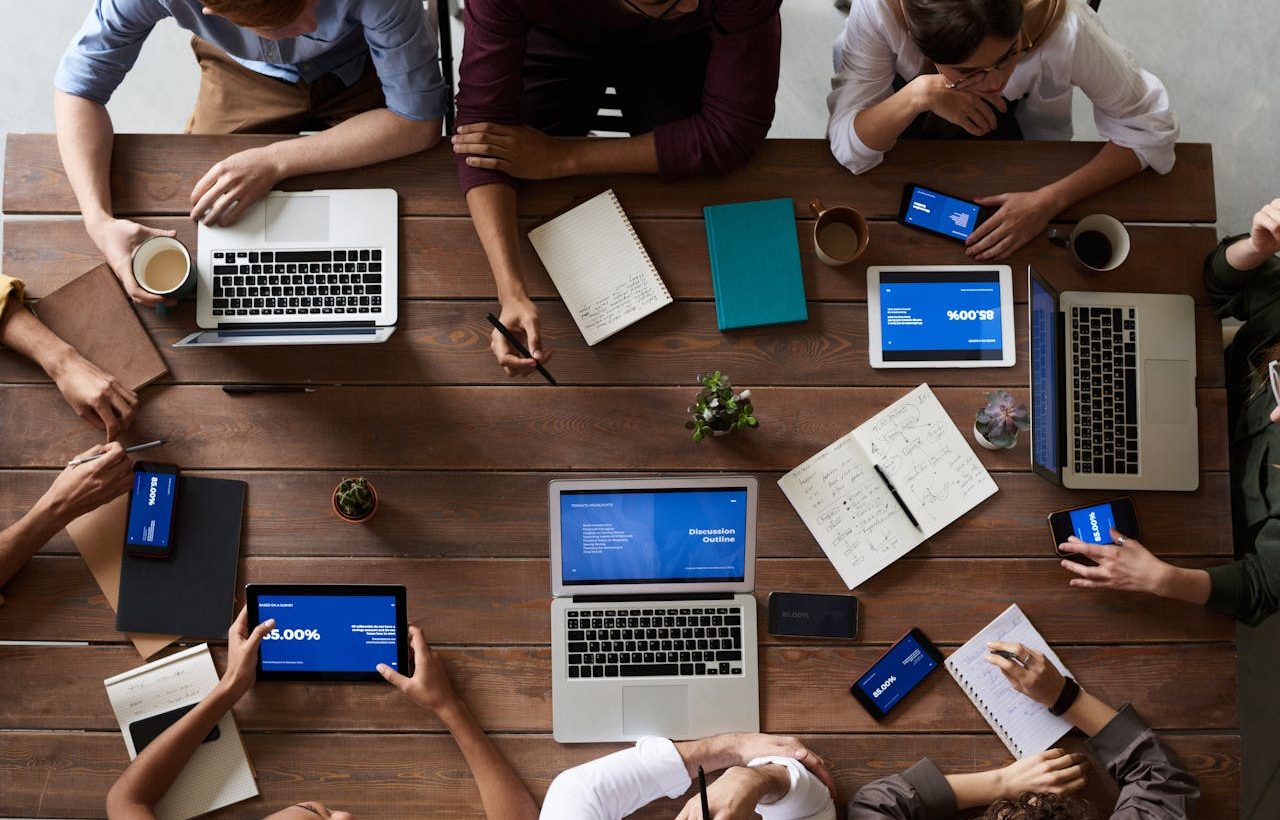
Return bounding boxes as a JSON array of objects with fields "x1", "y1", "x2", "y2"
[
  {"x1": 54, "y1": 0, "x2": 168, "y2": 105},
  {"x1": 361, "y1": 0, "x2": 447, "y2": 123},
  {"x1": 540, "y1": 736, "x2": 691, "y2": 820},
  {"x1": 747, "y1": 755, "x2": 836, "y2": 820},
  {"x1": 826, "y1": 1, "x2": 899, "y2": 175},
  {"x1": 1087, "y1": 704, "x2": 1199, "y2": 818},
  {"x1": 1070, "y1": 9, "x2": 1178, "y2": 174}
]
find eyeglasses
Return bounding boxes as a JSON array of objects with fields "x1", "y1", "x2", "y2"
[
  {"x1": 1269, "y1": 360, "x2": 1280, "y2": 406},
  {"x1": 619, "y1": 0, "x2": 688, "y2": 21},
  {"x1": 943, "y1": 29, "x2": 1029, "y2": 91}
]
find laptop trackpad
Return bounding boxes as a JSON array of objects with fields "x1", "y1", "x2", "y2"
[
  {"x1": 623, "y1": 686, "x2": 689, "y2": 737},
  {"x1": 266, "y1": 195, "x2": 330, "y2": 243},
  {"x1": 1144, "y1": 360, "x2": 1192, "y2": 425}
]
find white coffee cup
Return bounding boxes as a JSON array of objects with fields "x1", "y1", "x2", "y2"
[
  {"x1": 131, "y1": 236, "x2": 194, "y2": 314},
  {"x1": 1047, "y1": 213, "x2": 1130, "y2": 273}
]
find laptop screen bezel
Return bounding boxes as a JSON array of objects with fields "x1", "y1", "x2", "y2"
[
  {"x1": 549, "y1": 476, "x2": 758, "y2": 597},
  {"x1": 1028, "y1": 265, "x2": 1064, "y2": 486}
]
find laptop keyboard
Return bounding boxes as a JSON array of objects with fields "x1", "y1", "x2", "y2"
[
  {"x1": 209, "y1": 249, "x2": 385, "y2": 317},
  {"x1": 565, "y1": 604, "x2": 745, "y2": 680},
  {"x1": 1071, "y1": 306, "x2": 1139, "y2": 475}
]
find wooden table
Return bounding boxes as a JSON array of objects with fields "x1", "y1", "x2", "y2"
[{"x1": 0, "y1": 136, "x2": 1236, "y2": 818}]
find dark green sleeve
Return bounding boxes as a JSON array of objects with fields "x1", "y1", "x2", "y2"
[
  {"x1": 1206, "y1": 517, "x2": 1280, "y2": 627},
  {"x1": 1203, "y1": 234, "x2": 1280, "y2": 321}
]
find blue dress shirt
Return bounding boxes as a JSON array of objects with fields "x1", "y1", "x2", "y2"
[{"x1": 55, "y1": 0, "x2": 446, "y2": 122}]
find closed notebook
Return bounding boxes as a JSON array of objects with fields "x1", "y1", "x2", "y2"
[
  {"x1": 703, "y1": 198, "x2": 807, "y2": 330},
  {"x1": 33, "y1": 263, "x2": 168, "y2": 390}
]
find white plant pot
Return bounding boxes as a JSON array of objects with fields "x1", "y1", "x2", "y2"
[{"x1": 973, "y1": 422, "x2": 1016, "y2": 450}]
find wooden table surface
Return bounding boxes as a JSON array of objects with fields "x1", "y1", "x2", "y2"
[{"x1": 0, "y1": 135, "x2": 1235, "y2": 818}]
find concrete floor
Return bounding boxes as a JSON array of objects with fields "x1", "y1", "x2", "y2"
[{"x1": 1, "y1": 1, "x2": 1277, "y2": 817}]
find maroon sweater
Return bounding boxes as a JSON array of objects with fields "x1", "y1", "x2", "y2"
[{"x1": 455, "y1": 0, "x2": 781, "y2": 193}]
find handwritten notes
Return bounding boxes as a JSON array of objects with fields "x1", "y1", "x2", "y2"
[
  {"x1": 778, "y1": 384, "x2": 997, "y2": 589},
  {"x1": 528, "y1": 189, "x2": 673, "y2": 345}
]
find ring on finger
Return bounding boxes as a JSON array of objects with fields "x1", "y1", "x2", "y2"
[{"x1": 1115, "y1": 535, "x2": 1126, "y2": 545}]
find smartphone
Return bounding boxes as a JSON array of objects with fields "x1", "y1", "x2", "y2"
[
  {"x1": 128, "y1": 703, "x2": 219, "y2": 754},
  {"x1": 1048, "y1": 497, "x2": 1140, "y2": 565},
  {"x1": 767, "y1": 592, "x2": 859, "y2": 639},
  {"x1": 897, "y1": 183, "x2": 991, "y2": 242},
  {"x1": 125, "y1": 462, "x2": 180, "y2": 559},
  {"x1": 849, "y1": 627, "x2": 944, "y2": 720}
]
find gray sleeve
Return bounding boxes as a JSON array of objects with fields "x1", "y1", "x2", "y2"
[
  {"x1": 1086, "y1": 705, "x2": 1200, "y2": 819},
  {"x1": 846, "y1": 759, "x2": 956, "y2": 820}
]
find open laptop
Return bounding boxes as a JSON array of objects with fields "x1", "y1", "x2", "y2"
[
  {"x1": 174, "y1": 189, "x2": 398, "y2": 347},
  {"x1": 549, "y1": 476, "x2": 760, "y2": 743},
  {"x1": 1029, "y1": 266, "x2": 1198, "y2": 490}
]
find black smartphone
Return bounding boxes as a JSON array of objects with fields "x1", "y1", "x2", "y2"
[
  {"x1": 128, "y1": 703, "x2": 219, "y2": 754},
  {"x1": 849, "y1": 627, "x2": 944, "y2": 720},
  {"x1": 125, "y1": 462, "x2": 180, "y2": 559},
  {"x1": 897, "y1": 183, "x2": 991, "y2": 242},
  {"x1": 1048, "y1": 497, "x2": 1141, "y2": 565},
  {"x1": 767, "y1": 592, "x2": 859, "y2": 639}
]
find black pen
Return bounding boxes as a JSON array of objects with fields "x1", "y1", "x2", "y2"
[
  {"x1": 873, "y1": 464, "x2": 921, "y2": 530},
  {"x1": 485, "y1": 312, "x2": 557, "y2": 385},
  {"x1": 222, "y1": 384, "x2": 316, "y2": 395},
  {"x1": 991, "y1": 649, "x2": 1027, "y2": 668},
  {"x1": 698, "y1": 765, "x2": 710, "y2": 820}
]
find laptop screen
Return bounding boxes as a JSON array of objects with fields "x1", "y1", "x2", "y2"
[
  {"x1": 558, "y1": 487, "x2": 749, "y2": 586},
  {"x1": 1030, "y1": 273, "x2": 1059, "y2": 474}
]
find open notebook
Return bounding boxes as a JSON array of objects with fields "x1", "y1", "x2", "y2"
[
  {"x1": 946, "y1": 604, "x2": 1075, "y2": 758},
  {"x1": 778, "y1": 383, "x2": 997, "y2": 589},
  {"x1": 528, "y1": 189, "x2": 672, "y2": 345}
]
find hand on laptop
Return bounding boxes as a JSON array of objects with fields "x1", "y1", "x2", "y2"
[
  {"x1": 190, "y1": 147, "x2": 284, "y2": 228},
  {"x1": 221, "y1": 605, "x2": 276, "y2": 699},
  {"x1": 490, "y1": 297, "x2": 552, "y2": 378},
  {"x1": 377, "y1": 625, "x2": 460, "y2": 715},
  {"x1": 674, "y1": 764, "x2": 792, "y2": 820},
  {"x1": 965, "y1": 189, "x2": 1060, "y2": 261},
  {"x1": 47, "y1": 349, "x2": 138, "y2": 441},
  {"x1": 39, "y1": 443, "x2": 133, "y2": 526},
  {"x1": 86, "y1": 217, "x2": 178, "y2": 308}
]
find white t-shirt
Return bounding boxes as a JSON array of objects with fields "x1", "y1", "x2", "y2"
[{"x1": 827, "y1": 0, "x2": 1178, "y2": 175}]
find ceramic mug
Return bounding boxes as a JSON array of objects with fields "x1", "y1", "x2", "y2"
[
  {"x1": 1047, "y1": 213, "x2": 1131, "y2": 273},
  {"x1": 131, "y1": 236, "x2": 195, "y2": 316},
  {"x1": 810, "y1": 200, "x2": 869, "y2": 267}
]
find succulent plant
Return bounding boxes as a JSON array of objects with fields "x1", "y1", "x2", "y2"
[
  {"x1": 334, "y1": 477, "x2": 377, "y2": 520},
  {"x1": 974, "y1": 390, "x2": 1030, "y2": 448},
  {"x1": 685, "y1": 371, "x2": 759, "y2": 442}
]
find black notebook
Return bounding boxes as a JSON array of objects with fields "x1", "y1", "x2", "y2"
[{"x1": 116, "y1": 477, "x2": 247, "y2": 639}]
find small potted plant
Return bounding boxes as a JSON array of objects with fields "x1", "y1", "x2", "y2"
[
  {"x1": 973, "y1": 390, "x2": 1030, "y2": 450},
  {"x1": 686, "y1": 371, "x2": 759, "y2": 442},
  {"x1": 332, "y1": 476, "x2": 378, "y2": 523}
]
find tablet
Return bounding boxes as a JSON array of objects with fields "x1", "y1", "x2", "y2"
[
  {"x1": 867, "y1": 265, "x2": 1015, "y2": 368},
  {"x1": 246, "y1": 584, "x2": 409, "y2": 681}
]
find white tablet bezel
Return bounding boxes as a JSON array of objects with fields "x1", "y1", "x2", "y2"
[{"x1": 867, "y1": 265, "x2": 1016, "y2": 369}]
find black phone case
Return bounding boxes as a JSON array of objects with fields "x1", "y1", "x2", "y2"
[{"x1": 129, "y1": 703, "x2": 220, "y2": 754}]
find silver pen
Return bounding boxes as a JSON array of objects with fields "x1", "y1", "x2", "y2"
[{"x1": 67, "y1": 439, "x2": 167, "y2": 467}]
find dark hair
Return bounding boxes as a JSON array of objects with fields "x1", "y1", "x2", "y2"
[
  {"x1": 902, "y1": 0, "x2": 1024, "y2": 65},
  {"x1": 984, "y1": 792, "x2": 1100, "y2": 820}
]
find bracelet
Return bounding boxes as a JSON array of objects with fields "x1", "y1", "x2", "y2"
[{"x1": 1049, "y1": 677, "x2": 1081, "y2": 716}]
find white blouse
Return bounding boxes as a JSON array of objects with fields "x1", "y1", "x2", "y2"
[{"x1": 827, "y1": 0, "x2": 1178, "y2": 175}]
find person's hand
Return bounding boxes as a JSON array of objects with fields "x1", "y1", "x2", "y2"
[
  {"x1": 222, "y1": 606, "x2": 275, "y2": 698},
  {"x1": 40, "y1": 443, "x2": 134, "y2": 524},
  {"x1": 986, "y1": 641, "x2": 1066, "y2": 707},
  {"x1": 189, "y1": 146, "x2": 285, "y2": 227},
  {"x1": 1058, "y1": 531, "x2": 1173, "y2": 594},
  {"x1": 1246, "y1": 197, "x2": 1280, "y2": 258},
  {"x1": 722, "y1": 733, "x2": 835, "y2": 797},
  {"x1": 915, "y1": 75, "x2": 1007, "y2": 137},
  {"x1": 996, "y1": 748, "x2": 1090, "y2": 799},
  {"x1": 673, "y1": 765, "x2": 788, "y2": 820},
  {"x1": 47, "y1": 349, "x2": 138, "y2": 441},
  {"x1": 452, "y1": 124, "x2": 567, "y2": 179},
  {"x1": 965, "y1": 189, "x2": 1061, "y2": 260},
  {"x1": 377, "y1": 625, "x2": 461, "y2": 714},
  {"x1": 85, "y1": 217, "x2": 178, "y2": 307},
  {"x1": 490, "y1": 297, "x2": 551, "y2": 378}
]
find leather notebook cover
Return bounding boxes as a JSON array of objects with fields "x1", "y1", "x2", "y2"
[
  {"x1": 116, "y1": 477, "x2": 247, "y2": 639},
  {"x1": 34, "y1": 264, "x2": 168, "y2": 391},
  {"x1": 703, "y1": 198, "x2": 808, "y2": 331}
]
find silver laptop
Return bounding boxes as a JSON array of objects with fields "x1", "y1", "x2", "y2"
[
  {"x1": 550, "y1": 476, "x2": 760, "y2": 743},
  {"x1": 174, "y1": 189, "x2": 398, "y2": 347},
  {"x1": 1029, "y1": 266, "x2": 1198, "y2": 490}
]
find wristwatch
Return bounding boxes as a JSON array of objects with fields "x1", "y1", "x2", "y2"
[{"x1": 1049, "y1": 676, "x2": 1081, "y2": 716}]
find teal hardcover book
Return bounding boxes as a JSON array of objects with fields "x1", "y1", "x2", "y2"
[{"x1": 703, "y1": 198, "x2": 808, "y2": 331}]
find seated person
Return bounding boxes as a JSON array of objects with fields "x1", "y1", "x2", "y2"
[
  {"x1": 449, "y1": 0, "x2": 781, "y2": 376},
  {"x1": 847, "y1": 639, "x2": 1198, "y2": 818},
  {"x1": 827, "y1": 0, "x2": 1177, "y2": 260},
  {"x1": 54, "y1": 0, "x2": 446, "y2": 307},
  {"x1": 1059, "y1": 198, "x2": 1280, "y2": 627},
  {"x1": 540, "y1": 731, "x2": 836, "y2": 819},
  {"x1": 107, "y1": 614, "x2": 540, "y2": 820}
]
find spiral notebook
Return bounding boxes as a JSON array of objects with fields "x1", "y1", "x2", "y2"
[
  {"x1": 528, "y1": 189, "x2": 672, "y2": 345},
  {"x1": 945, "y1": 604, "x2": 1074, "y2": 758}
]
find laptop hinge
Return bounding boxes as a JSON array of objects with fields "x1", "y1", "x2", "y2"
[
  {"x1": 1056, "y1": 308, "x2": 1070, "y2": 474},
  {"x1": 571, "y1": 592, "x2": 735, "y2": 604},
  {"x1": 216, "y1": 320, "x2": 377, "y2": 331}
]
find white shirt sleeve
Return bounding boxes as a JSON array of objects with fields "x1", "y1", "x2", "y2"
[
  {"x1": 748, "y1": 756, "x2": 839, "y2": 820},
  {"x1": 539, "y1": 736, "x2": 691, "y2": 820},
  {"x1": 826, "y1": 0, "x2": 902, "y2": 175}
]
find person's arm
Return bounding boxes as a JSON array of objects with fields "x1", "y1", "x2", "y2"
[
  {"x1": 1059, "y1": 531, "x2": 1213, "y2": 608},
  {"x1": 1203, "y1": 515, "x2": 1280, "y2": 627},
  {"x1": 106, "y1": 608, "x2": 274, "y2": 818},
  {"x1": 378, "y1": 626, "x2": 538, "y2": 820}
]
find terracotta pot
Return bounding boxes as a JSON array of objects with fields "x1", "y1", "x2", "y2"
[{"x1": 332, "y1": 480, "x2": 379, "y2": 523}]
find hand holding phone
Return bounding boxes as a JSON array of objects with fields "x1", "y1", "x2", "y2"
[
  {"x1": 897, "y1": 183, "x2": 992, "y2": 242},
  {"x1": 1048, "y1": 497, "x2": 1140, "y2": 566},
  {"x1": 125, "y1": 462, "x2": 180, "y2": 558}
]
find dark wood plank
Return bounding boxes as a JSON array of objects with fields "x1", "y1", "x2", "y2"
[
  {"x1": 0, "y1": 556, "x2": 1237, "y2": 644},
  {"x1": 4, "y1": 469, "x2": 1232, "y2": 560},
  {"x1": 0, "y1": 643, "x2": 1235, "y2": 732},
  {"x1": 2, "y1": 216, "x2": 1218, "y2": 304},
  {"x1": 4, "y1": 134, "x2": 1215, "y2": 222},
  {"x1": 0, "y1": 732, "x2": 1239, "y2": 819},
  {"x1": 0, "y1": 385, "x2": 1230, "y2": 472}
]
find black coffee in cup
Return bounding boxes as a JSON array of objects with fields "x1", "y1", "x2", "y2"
[{"x1": 1073, "y1": 230, "x2": 1113, "y2": 269}]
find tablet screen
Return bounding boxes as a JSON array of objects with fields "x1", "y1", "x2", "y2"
[{"x1": 879, "y1": 270, "x2": 1005, "y2": 362}]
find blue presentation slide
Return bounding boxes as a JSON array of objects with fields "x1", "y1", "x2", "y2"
[
  {"x1": 1030, "y1": 277, "x2": 1059, "y2": 472},
  {"x1": 560, "y1": 489, "x2": 748, "y2": 584},
  {"x1": 1068, "y1": 503, "x2": 1118, "y2": 544},
  {"x1": 856, "y1": 632, "x2": 938, "y2": 713},
  {"x1": 880, "y1": 272, "x2": 1003, "y2": 358},
  {"x1": 126, "y1": 470, "x2": 176, "y2": 548},
  {"x1": 903, "y1": 186, "x2": 982, "y2": 240},
  {"x1": 258, "y1": 594, "x2": 400, "y2": 672}
]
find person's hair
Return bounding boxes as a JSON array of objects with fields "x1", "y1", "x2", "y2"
[
  {"x1": 901, "y1": 0, "x2": 1024, "y2": 65},
  {"x1": 1249, "y1": 339, "x2": 1280, "y2": 402},
  {"x1": 200, "y1": 0, "x2": 309, "y2": 29},
  {"x1": 983, "y1": 792, "x2": 1100, "y2": 820}
]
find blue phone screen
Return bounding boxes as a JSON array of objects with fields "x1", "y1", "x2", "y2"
[
  {"x1": 126, "y1": 470, "x2": 177, "y2": 549},
  {"x1": 855, "y1": 632, "x2": 938, "y2": 714},
  {"x1": 1067, "y1": 503, "x2": 1119, "y2": 545},
  {"x1": 902, "y1": 185, "x2": 983, "y2": 240}
]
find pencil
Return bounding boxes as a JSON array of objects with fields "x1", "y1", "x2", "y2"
[{"x1": 68, "y1": 439, "x2": 167, "y2": 467}]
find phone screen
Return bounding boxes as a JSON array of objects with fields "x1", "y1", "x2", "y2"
[
  {"x1": 852, "y1": 630, "x2": 939, "y2": 716},
  {"x1": 126, "y1": 469, "x2": 177, "y2": 549},
  {"x1": 900, "y1": 185, "x2": 982, "y2": 241},
  {"x1": 1067, "y1": 502, "x2": 1119, "y2": 545},
  {"x1": 769, "y1": 592, "x2": 857, "y2": 638}
]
